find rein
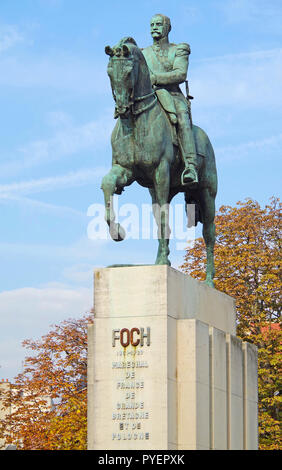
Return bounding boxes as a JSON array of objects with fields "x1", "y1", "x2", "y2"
[
  {"x1": 110, "y1": 57, "x2": 157, "y2": 118},
  {"x1": 131, "y1": 91, "x2": 157, "y2": 116},
  {"x1": 112, "y1": 85, "x2": 157, "y2": 118}
]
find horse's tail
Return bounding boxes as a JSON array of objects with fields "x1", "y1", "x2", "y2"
[{"x1": 193, "y1": 123, "x2": 218, "y2": 197}]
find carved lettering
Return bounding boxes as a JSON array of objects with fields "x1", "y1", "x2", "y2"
[
  {"x1": 111, "y1": 326, "x2": 150, "y2": 441},
  {"x1": 120, "y1": 328, "x2": 130, "y2": 348},
  {"x1": 112, "y1": 411, "x2": 149, "y2": 420},
  {"x1": 116, "y1": 401, "x2": 144, "y2": 410},
  {"x1": 130, "y1": 327, "x2": 140, "y2": 346},
  {"x1": 116, "y1": 381, "x2": 144, "y2": 389},
  {"x1": 140, "y1": 327, "x2": 150, "y2": 346},
  {"x1": 112, "y1": 361, "x2": 149, "y2": 369},
  {"x1": 112, "y1": 327, "x2": 151, "y2": 347},
  {"x1": 112, "y1": 329, "x2": 120, "y2": 347},
  {"x1": 112, "y1": 432, "x2": 148, "y2": 441}
]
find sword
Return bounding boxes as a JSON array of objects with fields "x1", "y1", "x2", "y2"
[{"x1": 185, "y1": 80, "x2": 193, "y2": 128}]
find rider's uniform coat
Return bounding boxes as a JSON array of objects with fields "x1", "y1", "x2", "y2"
[{"x1": 142, "y1": 42, "x2": 197, "y2": 159}]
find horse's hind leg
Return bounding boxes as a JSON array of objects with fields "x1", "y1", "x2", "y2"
[
  {"x1": 199, "y1": 188, "x2": 216, "y2": 287},
  {"x1": 101, "y1": 164, "x2": 134, "y2": 241}
]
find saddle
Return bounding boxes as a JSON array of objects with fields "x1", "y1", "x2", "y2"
[
  {"x1": 155, "y1": 89, "x2": 205, "y2": 157},
  {"x1": 155, "y1": 89, "x2": 178, "y2": 125}
]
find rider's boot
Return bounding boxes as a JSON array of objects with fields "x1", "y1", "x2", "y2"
[
  {"x1": 178, "y1": 112, "x2": 199, "y2": 188},
  {"x1": 181, "y1": 157, "x2": 198, "y2": 187}
]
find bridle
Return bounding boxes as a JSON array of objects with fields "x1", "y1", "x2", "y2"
[
  {"x1": 109, "y1": 56, "x2": 157, "y2": 118},
  {"x1": 132, "y1": 91, "x2": 157, "y2": 116}
]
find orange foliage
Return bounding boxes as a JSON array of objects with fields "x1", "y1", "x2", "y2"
[
  {"x1": 0, "y1": 314, "x2": 93, "y2": 450},
  {"x1": 181, "y1": 197, "x2": 281, "y2": 450}
]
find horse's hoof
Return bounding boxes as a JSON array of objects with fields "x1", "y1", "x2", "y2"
[
  {"x1": 110, "y1": 223, "x2": 126, "y2": 242},
  {"x1": 205, "y1": 279, "x2": 215, "y2": 288},
  {"x1": 155, "y1": 257, "x2": 171, "y2": 266}
]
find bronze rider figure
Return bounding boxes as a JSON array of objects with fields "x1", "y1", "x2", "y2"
[{"x1": 142, "y1": 14, "x2": 198, "y2": 188}]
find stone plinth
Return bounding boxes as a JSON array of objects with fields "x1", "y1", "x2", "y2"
[{"x1": 87, "y1": 265, "x2": 258, "y2": 450}]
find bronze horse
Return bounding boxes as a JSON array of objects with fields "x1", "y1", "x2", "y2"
[{"x1": 101, "y1": 38, "x2": 217, "y2": 287}]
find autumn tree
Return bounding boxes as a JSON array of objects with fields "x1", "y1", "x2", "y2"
[
  {"x1": 180, "y1": 197, "x2": 281, "y2": 450},
  {"x1": 0, "y1": 314, "x2": 93, "y2": 450}
]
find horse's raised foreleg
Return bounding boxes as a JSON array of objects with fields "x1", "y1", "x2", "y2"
[
  {"x1": 101, "y1": 164, "x2": 134, "y2": 242},
  {"x1": 151, "y1": 159, "x2": 171, "y2": 265},
  {"x1": 199, "y1": 188, "x2": 216, "y2": 287}
]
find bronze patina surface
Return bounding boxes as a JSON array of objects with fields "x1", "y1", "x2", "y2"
[{"x1": 101, "y1": 15, "x2": 217, "y2": 287}]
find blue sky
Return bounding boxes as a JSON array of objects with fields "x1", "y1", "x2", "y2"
[{"x1": 0, "y1": 0, "x2": 281, "y2": 379}]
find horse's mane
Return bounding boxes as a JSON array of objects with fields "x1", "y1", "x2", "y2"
[
  {"x1": 111, "y1": 36, "x2": 149, "y2": 82},
  {"x1": 114, "y1": 36, "x2": 145, "y2": 63},
  {"x1": 118, "y1": 36, "x2": 138, "y2": 47}
]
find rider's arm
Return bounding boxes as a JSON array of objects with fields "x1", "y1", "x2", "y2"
[{"x1": 152, "y1": 43, "x2": 190, "y2": 86}]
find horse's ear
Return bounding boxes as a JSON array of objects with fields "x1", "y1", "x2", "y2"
[
  {"x1": 122, "y1": 44, "x2": 130, "y2": 57},
  {"x1": 105, "y1": 45, "x2": 114, "y2": 56}
]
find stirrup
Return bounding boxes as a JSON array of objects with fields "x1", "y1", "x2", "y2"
[{"x1": 181, "y1": 168, "x2": 198, "y2": 187}]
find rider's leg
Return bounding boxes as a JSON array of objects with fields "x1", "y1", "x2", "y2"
[
  {"x1": 173, "y1": 94, "x2": 198, "y2": 187},
  {"x1": 177, "y1": 110, "x2": 198, "y2": 187}
]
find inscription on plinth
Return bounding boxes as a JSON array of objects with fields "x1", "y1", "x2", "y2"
[
  {"x1": 88, "y1": 313, "x2": 170, "y2": 450},
  {"x1": 111, "y1": 327, "x2": 151, "y2": 442},
  {"x1": 88, "y1": 266, "x2": 258, "y2": 450}
]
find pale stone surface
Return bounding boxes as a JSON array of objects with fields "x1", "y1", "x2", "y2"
[
  {"x1": 0, "y1": 382, "x2": 11, "y2": 449},
  {"x1": 167, "y1": 267, "x2": 236, "y2": 334},
  {"x1": 176, "y1": 320, "x2": 210, "y2": 449},
  {"x1": 88, "y1": 265, "x2": 258, "y2": 450},
  {"x1": 227, "y1": 335, "x2": 244, "y2": 450},
  {"x1": 87, "y1": 323, "x2": 95, "y2": 449},
  {"x1": 243, "y1": 342, "x2": 258, "y2": 450},
  {"x1": 94, "y1": 266, "x2": 236, "y2": 334},
  {"x1": 209, "y1": 327, "x2": 228, "y2": 449},
  {"x1": 88, "y1": 315, "x2": 172, "y2": 449}
]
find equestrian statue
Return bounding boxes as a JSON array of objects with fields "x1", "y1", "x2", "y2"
[{"x1": 101, "y1": 14, "x2": 218, "y2": 287}]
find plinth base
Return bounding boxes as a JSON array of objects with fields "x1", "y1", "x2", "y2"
[{"x1": 87, "y1": 266, "x2": 258, "y2": 450}]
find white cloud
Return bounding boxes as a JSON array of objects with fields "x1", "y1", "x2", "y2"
[
  {"x1": 0, "y1": 285, "x2": 92, "y2": 328},
  {"x1": 217, "y1": 0, "x2": 282, "y2": 33},
  {"x1": 0, "y1": 285, "x2": 92, "y2": 380},
  {"x1": 195, "y1": 47, "x2": 282, "y2": 64},
  {"x1": 62, "y1": 264, "x2": 95, "y2": 284},
  {"x1": 0, "y1": 114, "x2": 113, "y2": 177},
  {"x1": 216, "y1": 133, "x2": 282, "y2": 162},
  {"x1": 0, "y1": 53, "x2": 109, "y2": 93},
  {"x1": 0, "y1": 236, "x2": 109, "y2": 262},
  {"x1": 191, "y1": 48, "x2": 282, "y2": 108},
  {"x1": 46, "y1": 110, "x2": 74, "y2": 129},
  {"x1": 0, "y1": 25, "x2": 24, "y2": 53},
  {"x1": 0, "y1": 167, "x2": 106, "y2": 198},
  {"x1": 0, "y1": 338, "x2": 26, "y2": 380},
  {"x1": 0, "y1": 195, "x2": 86, "y2": 219}
]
